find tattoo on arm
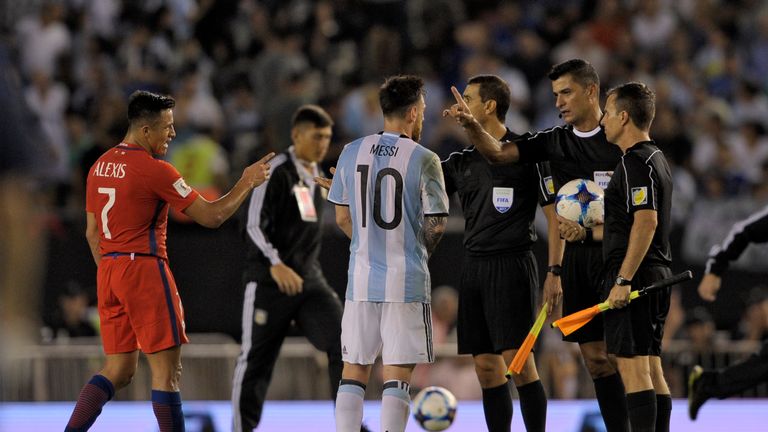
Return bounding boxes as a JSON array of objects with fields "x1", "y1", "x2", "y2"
[{"x1": 424, "y1": 216, "x2": 447, "y2": 257}]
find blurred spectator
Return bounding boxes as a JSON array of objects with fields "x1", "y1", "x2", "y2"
[
  {"x1": 736, "y1": 287, "x2": 768, "y2": 342},
  {"x1": 685, "y1": 307, "x2": 717, "y2": 354},
  {"x1": 41, "y1": 281, "x2": 99, "y2": 342},
  {"x1": 631, "y1": 0, "x2": 677, "y2": 53},
  {"x1": 731, "y1": 80, "x2": 768, "y2": 129},
  {"x1": 24, "y1": 70, "x2": 70, "y2": 205},
  {"x1": 14, "y1": 1, "x2": 71, "y2": 79},
  {"x1": 728, "y1": 121, "x2": 768, "y2": 185},
  {"x1": 551, "y1": 24, "x2": 609, "y2": 79}
]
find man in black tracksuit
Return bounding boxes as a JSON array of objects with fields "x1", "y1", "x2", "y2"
[
  {"x1": 443, "y1": 74, "x2": 553, "y2": 432},
  {"x1": 596, "y1": 82, "x2": 675, "y2": 432},
  {"x1": 445, "y1": 60, "x2": 630, "y2": 431},
  {"x1": 689, "y1": 206, "x2": 768, "y2": 420},
  {"x1": 231, "y1": 105, "x2": 343, "y2": 432}
]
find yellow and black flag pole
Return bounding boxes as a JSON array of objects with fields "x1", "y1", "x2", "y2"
[{"x1": 551, "y1": 271, "x2": 693, "y2": 337}]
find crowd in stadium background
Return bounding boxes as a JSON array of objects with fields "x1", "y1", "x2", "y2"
[{"x1": 4, "y1": 0, "x2": 768, "y2": 401}]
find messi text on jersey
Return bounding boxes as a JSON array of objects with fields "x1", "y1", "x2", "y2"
[{"x1": 370, "y1": 144, "x2": 400, "y2": 157}]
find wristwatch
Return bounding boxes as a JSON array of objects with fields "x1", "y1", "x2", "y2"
[
  {"x1": 615, "y1": 275, "x2": 632, "y2": 286},
  {"x1": 547, "y1": 265, "x2": 562, "y2": 276}
]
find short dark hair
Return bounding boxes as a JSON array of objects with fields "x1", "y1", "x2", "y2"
[
  {"x1": 467, "y1": 74, "x2": 511, "y2": 122},
  {"x1": 547, "y1": 59, "x2": 600, "y2": 89},
  {"x1": 606, "y1": 82, "x2": 656, "y2": 131},
  {"x1": 127, "y1": 90, "x2": 175, "y2": 125},
  {"x1": 379, "y1": 75, "x2": 425, "y2": 118},
  {"x1": 292, "y1": 104, "x2": 334, "y2": 128}
]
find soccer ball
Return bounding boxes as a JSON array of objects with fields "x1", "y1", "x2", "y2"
[
  {"x1": 412, "y1": 386, "x2": 457, "y2": 431},
  {"x1": 555, "y1": 179, "x2": 604, "y2": 227}
]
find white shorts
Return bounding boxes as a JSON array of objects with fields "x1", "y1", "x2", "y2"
[{"x1": 340, "y1": 300, "x2": 434, "y2": 365}]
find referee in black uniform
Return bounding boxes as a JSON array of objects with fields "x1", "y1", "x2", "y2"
[
  {"x1": 445, "y1": 60, "x2": 629, "y2": 431},
  {"x1": 231, "y1": 105, "x2": 344, "y2": 432},
  {"x1": 597, "y1": 82, "x2": 674, "y2": 432},
  {"x1": 443, "y1": 75, "x2": 552, "y2": 432},
  {"x1": 689, "y1": 205, "x2": 768, "y2": 420}
]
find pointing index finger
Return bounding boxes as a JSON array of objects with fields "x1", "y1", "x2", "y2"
[
  {"x1": 257, "y1": 152, "x2": 276, "y2": 164},
  {"x1": 450, "y1": 86, "x2": 469, "y2": 110}
]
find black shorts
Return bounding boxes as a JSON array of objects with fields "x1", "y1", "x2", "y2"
[
  {"x1": 561, "y1": 242, "x2": 605, "y2": 344},
  {"x1": 600, "y1": 264, "x2": 672, "y2": 357},
  {"x1": 457, "y1": 251, "x2": 538, "y2": 355}
]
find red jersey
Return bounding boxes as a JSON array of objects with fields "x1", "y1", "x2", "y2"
[{"x1": 86, "y1": 143, "x2": 200, "y2": 260}]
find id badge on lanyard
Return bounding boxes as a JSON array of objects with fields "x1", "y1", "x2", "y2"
[{"x1": 294, "y1": 184, "x2": 317, "y2": 222}]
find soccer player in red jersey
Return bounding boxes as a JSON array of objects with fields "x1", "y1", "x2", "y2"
[{"x1": 64, "y1": 90, "x2": 273, "y2": 432}]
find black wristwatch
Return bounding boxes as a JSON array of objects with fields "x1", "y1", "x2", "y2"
[
  {"x1": 547, "y1": 265, "x2": 562, "y2": 276},
  {"x1": 615, "y1": 275, "x2": 632, "y2": 286}
]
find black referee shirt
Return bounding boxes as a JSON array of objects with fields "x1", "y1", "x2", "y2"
[
  {"x1": 706, "y1": 206, "x2": 768, "y2": 276},
  {"x1": 442, "y1": 129, "x2": 553, "y2": 256},
  {"x1": 241, "y1": 151, "x2": 326, "y2": 282},
  {"x1": 515, "y1": 124, "x2": 622, "y2": 197},
  {"x1": 603, "y1": 141, "x2": 673, "y2": 266}
]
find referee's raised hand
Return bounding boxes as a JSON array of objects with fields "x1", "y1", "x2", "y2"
[{"x1": 443, "y1": 86, "x2": 479, "y2": 129}]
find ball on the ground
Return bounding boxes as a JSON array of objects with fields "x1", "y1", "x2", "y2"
[
  {"x1": 555, "y1": 179, "x2": 604, "y2": 227},
  {"x1": 412, "y1": 386, "x2": 457, "y2": 431}
]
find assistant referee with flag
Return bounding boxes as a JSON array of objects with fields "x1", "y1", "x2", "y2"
[{"x1": 589, "y1": 82, "x2": 675, "y2": 432}]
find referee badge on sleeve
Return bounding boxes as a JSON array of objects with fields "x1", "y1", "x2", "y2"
[
  {"x1": 631, "y1": 187, "x2": 648, "y2": 206},
  {"x1": 544, "y1": 176, "x2": 555, "y2": 195},
  {"x1": 492, "y1": 187, "x2": 514, "y2": 213}
]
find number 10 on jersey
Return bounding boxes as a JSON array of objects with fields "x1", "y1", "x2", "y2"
[{"x1": 356, "y1": 164, "x2": 403, "y2": 230}]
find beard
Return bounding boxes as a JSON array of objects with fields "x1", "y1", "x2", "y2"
[{"x1": 412, "y1": 121, "x2": 423, "y2": 142}]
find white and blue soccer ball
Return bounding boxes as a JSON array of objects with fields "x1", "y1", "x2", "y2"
[
  {"x1": 555, "y1": 179, "x2": 604, "y2": 228},
  {"x1": 412, "y1": 386, "x2": 457, "y2": 431}
]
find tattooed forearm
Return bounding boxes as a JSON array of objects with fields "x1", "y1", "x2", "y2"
[{"x1": 424, "y1": 215, "x2": 447, "y2": 258}]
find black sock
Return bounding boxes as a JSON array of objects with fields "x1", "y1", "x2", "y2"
[
  {"x1": 593, "y1": 373, "x2": 630, "y2": 432},
  {"x1": 516, "y1": 380, "x2": 547, "y2": 432},
  {"x1": 481, "y1": 382, "x2": 512, "y2": 432},
  {"x1": 626, "y1": 390, "x2": 656, "y2": 432},
  {"x1": 655, "y1": 393, "x2": 672, "y2": 432}
]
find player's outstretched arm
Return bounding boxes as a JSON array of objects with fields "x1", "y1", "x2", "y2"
[
  {"x1": 442, "y1": 86, "x2": 520, "y2": 164},
  {"x1": 184, "y1": 152, "x2": 274, "y2": 228}
]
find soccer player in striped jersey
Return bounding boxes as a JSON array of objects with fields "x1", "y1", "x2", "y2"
[
  {"x1": 65, "y1": 91, "x2": 272, "y2": 432},
  {"x1": 328, "y1": 75, "x2": 449, "y2": 432}
]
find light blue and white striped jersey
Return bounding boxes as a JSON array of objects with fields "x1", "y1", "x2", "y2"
[{"x1": 328, "y1": 132, "x2": 449, "y2": 303}]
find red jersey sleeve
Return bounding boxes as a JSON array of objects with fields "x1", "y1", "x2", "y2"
[{"x1": 150, "y1": 160, "x2": 200, "y2": 211}]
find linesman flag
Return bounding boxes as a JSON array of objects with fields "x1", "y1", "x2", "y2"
[
  {"x1": 551, "y1": 271, "x2": 693, "y2": 336},
  {"x1": 506, "y1": 302, "x2": 548, "y2": 377}
]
